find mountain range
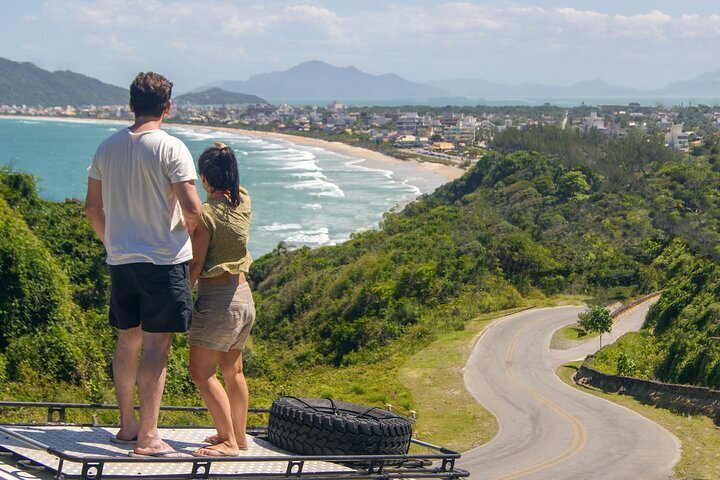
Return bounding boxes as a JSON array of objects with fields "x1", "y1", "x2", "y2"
[
  {"x1": 3, "y1": 55, "x2": 720, "y2": 107},
  {"x1": 195, "y1": 60, "x2": 445, "y2": 102},
  {"x1": 201, "y1": 60, "x2": 720, "y2": 104}
]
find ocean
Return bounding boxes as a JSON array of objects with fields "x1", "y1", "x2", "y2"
[{"x1": 0, "y1": 117, "x2": 446, "y2": 258}]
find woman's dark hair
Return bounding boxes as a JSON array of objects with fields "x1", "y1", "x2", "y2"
[{"x1": 198, "y1": 142, "x2": 241, "y2": 206}]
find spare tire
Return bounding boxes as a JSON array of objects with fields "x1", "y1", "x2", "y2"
[{"x1": 267, "y1": 397, "x2": 413, "y2": 460}]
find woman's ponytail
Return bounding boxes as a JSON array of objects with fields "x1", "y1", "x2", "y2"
[{"x1": 198, "y1": 143, "x2": 241, "y2": 206}]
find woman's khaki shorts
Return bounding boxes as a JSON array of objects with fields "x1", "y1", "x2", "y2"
[{"x1": 189, "y1": 283, "x2": 255, "y2": 352}]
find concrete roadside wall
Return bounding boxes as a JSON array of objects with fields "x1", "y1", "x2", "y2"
[
  {"x1": 575, "y1": 360, "x2": 720, "y2": 425},
  {"x1": 610, "y1": 292, "x2": 660, "y2": 318}
]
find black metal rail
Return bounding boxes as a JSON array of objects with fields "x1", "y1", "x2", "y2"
[{"x1": 0, "y1": 401, "x2": 469, "y2": 479}]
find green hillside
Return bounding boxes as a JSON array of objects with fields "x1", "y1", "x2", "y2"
[
  {"x1": 176, "y1": 88, "x2": 268, "y2": 105},
  {"x1": 0, "y1": 57, "x2": 127, "y2": 106},
  {"x1": 0, "y1": 126, "x2": 718, "y2": 409}
]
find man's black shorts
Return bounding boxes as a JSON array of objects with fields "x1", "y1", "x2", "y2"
[{"x1": 109, "y1": 262, "x2": 192, "y2": 333}]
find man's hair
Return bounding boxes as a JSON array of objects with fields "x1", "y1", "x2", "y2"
[{"x1": 129, "y1": 72, "x2": 173, "y2": 118}]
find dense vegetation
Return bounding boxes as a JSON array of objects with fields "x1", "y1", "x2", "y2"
[
  {"x1": 0, "y1": 56, "x2": 128, "y2": 106},
  {"x1": 1, "y1": 126, "x2": 719, "y2": 410}
]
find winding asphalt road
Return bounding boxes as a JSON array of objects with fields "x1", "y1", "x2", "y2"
[{"x1": 458, "y1": 302, "x2": 680, "y2": 479}]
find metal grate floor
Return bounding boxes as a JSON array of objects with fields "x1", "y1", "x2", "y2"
[{"x1": 0, "y1": 425, "x2": 353, "y2": 478}]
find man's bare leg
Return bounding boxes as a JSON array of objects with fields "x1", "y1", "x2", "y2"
[
  {"x1": 133, "y1": 332, "x2": 178, "y2": 455},
  {"x1": 113, "y1": 327, "x2": 142, "y2": 441}
]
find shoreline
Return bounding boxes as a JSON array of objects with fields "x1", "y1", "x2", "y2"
[
  {"x1": 1, "y1": 115, "x2": 466, "y2": 182},
  {"x1": 209, "y1": 126, "x2": 466, "y2": 182}
]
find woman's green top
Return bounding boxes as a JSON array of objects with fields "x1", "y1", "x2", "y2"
[{"x1": 198, "y1": 187, "x2": 253, "y2": 277}]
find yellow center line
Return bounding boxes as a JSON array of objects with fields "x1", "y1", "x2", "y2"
[{"x1": 492, "y1": 323, "x2": 588, "y2": 480}]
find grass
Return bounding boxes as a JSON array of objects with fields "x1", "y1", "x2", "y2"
[
  {"x1": 549, "y1": 323, "x2": 596, "y2": 349},
  {"x1": 557, "y1": 362, "x2": 720, "y2": 480}
]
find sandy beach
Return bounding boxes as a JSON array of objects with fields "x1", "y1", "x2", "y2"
[
  {"x1": 2, "y1": 115, "x2": 466, "y2": 182},
  {"x1": 200, "y1": 126, "x2": 466, "y2": 182}
]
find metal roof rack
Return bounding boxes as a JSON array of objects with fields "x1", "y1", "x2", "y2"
[{"x1": 0, "y1": 401, "x2": 469, "y2": 479}]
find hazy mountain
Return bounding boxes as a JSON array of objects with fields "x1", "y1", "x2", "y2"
[
  {"x1": 196, "y1": 60, "x2": 447, "y2": 102},
  {"x1": 175, "y1": 88, "x2": 268, "y2": 105},
  {"x1": 427, "y1": 78, "x2": 642, "y2": 100},
  {"x1": 660, "y1": 69, "x2": 720, "y2": 96},
  {"x1": 0, "y1": 57, "x2": 127, "y2": 106},
  {"x1": 431, "y1": 71, "x2": 720, "y2": 102}
]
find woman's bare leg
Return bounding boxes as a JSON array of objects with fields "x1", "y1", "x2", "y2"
[
  {"x1": 189, "y1": 344, "x2": 239, "y2": 455},
  {"x1": 218, "y1": 350, "x2": 249, "y2": 449}
]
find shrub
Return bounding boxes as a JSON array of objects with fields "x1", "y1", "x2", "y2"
[
  {"x1": 5, "y1": 318, "x2": 108, "y2": 384},
  {"x1": 0, "y1": 197, "x2": 74, "y2": 348}
]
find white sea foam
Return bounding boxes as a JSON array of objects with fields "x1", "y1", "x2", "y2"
[
  {"x1": 285, "y1": 227, "x2": 330, "y2": 244},
  {"x1": 257, "y1": 145, "x2": 288, "y2": 151},
  {"x1": 177, "y1": 131, "x2": 218, "y2": 141},
  {"x1": 343, "y1": 159, "x2": 394, "y2": 179},
  {"x1": 311, "y1": 189, "x2": 345, "y2": 198},
  {"x1": 280, "y1": 160, "x2": 321, "y2": 171},
  {"x1": 258, "y1": 222, "x2": 303, "y2": 232},
  {"x1": 286, "y1": 178, "x2": 345, "y2": 198},
  {"x1": 401, "y1": 183, "x2": 423, "y2": 195},
  {"x1": 292, "y1": 171, "x2": 327, "y2": 179},
  {"x1": 303, "y1": 203, "x2": 323, "y2": 210}
]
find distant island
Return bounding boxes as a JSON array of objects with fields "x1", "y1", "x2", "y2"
[{"x1": 175, "y1": 88, "x2": 268, "y2": 106}]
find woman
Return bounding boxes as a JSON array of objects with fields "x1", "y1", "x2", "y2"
[{"x1": 188, "y1": 142, "x2": 254, "y2": 457}]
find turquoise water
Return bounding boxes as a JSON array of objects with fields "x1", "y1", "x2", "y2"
[{"x1": 0, "y1": 117, "x2": 445, "y2": 257}]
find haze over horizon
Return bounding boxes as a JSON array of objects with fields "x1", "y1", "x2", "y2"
[{"x1": 1, "y1": 0, "x2": 719, "y2": 93}]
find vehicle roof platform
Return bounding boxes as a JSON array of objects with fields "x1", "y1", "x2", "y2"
[
  {"x1": 0, "y1": 402, "x2": 469, "y2": 480},
  {"x1": 1, "y1": 424, "x2": 357, "y2": 479}
]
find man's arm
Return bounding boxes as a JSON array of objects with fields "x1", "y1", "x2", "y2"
[
  {"x1": 172, "y1": 180, "x2": 203, "y2": 234},
  {"x1": 85, "y1": 177, "x2": 105, "y2": 243}
]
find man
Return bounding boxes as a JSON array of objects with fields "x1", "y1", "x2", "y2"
[{"x1": 85, "y1": 72, "x2": 202, "y2": 457}]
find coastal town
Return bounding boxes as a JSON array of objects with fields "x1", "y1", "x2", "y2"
[{"x1": 2, "y1": 98, "x2": 717, "y2": 168}]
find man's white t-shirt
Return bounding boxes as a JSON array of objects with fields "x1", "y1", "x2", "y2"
[{"x1": 88, "y1": 128, "x2": 197, "y2": 265}]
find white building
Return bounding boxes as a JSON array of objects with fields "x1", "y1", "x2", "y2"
[
  {"x1": 666, "y1": 124, "x2": 690, "y2": 152},
  {"x1": 396, "y1": 112, "x2": 431, "y2": 134},
  {"x1": 582, "y1": 112, "x2": 606, "y2": 133}
]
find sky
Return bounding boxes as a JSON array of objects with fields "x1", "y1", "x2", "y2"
[{"x1": 1, "y1": 0, "x2": 719, "y2": 93}]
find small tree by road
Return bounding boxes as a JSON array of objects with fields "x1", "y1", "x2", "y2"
[{"x1": 578, "y1": 305, "x2": 613, "y2": 348}]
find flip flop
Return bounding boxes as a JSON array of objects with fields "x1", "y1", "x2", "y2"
[
  {"x1": 128, "y1": 450, "x2": 186, "y2": 458},
  {"x1": 191, "y1": 447, "x2": 241, "y2": 457},
  {"x1": 109, "y1": 435, "x2": 137, "y2": 445},
  {"x1": 203, "y1": 434, "x2": 249, "y2": 449}
]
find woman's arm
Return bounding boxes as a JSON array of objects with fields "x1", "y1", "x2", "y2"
[{"x1": 189, "y1": 224, "x2": 211, "y2": 288}]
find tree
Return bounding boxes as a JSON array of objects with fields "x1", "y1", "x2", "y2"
[
  {"x1": 558, "y1": 170, "x2": 591, "y2": 201},
  {"x1": 578, "y1": 305, "x2": 613, "y2": 348}
]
